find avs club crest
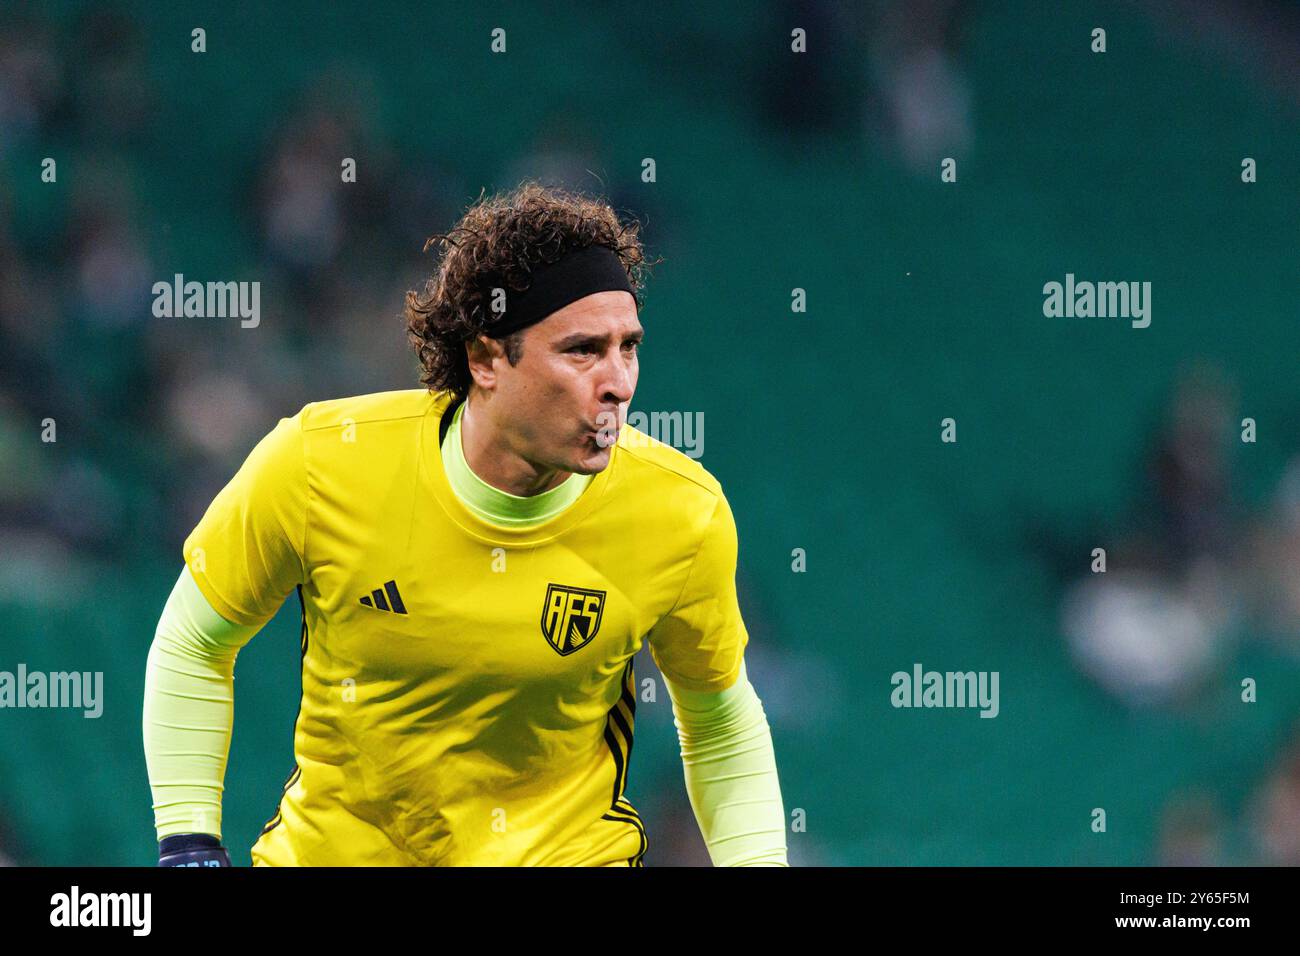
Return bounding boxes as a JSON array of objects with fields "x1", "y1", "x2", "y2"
[{"x1": 541, "y1": 584, "x2": 606, "y2": 656}]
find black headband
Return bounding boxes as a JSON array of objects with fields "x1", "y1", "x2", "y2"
[{"x1": 484, "y1": 244, "x2": 635, "y2": 338}]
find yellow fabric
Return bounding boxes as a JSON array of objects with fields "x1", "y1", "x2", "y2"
[
  {"x1": 666, "y1": 660, "x2": 789, "y2": 866},
  {"x1": 142, "y1": 565, "x2": 259, "y2": 840},
  {"x1": 170, "y1": 388, "x2": 748, "y2": 865},
  {"x1": 445, "y1": 395, "x2": 787, "y2": 865}
]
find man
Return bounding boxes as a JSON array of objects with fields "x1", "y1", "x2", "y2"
[{"x1": 143, "y1": 181, "x2": 787, "y2": 866}]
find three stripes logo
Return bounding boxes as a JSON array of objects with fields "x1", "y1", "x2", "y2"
[{"x1": 359, "y1": 580, "x2": 407, "y2": 614}]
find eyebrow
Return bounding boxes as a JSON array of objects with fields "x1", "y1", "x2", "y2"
[{"x1": 554, "y1": 328, "x2": 645, "y2": 349}]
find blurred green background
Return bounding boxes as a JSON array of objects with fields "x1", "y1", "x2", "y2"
[{"x1": 2, "y1": 0, "x2": 1299, "y2": 865}]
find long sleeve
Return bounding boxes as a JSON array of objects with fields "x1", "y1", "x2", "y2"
[
  {"x1": 142, "y1": 565, "x2": 262, "y2": 840},
  {"x1": 146, "y1": 407, "x2": 306, "y2": 840},
  {"x1": 664, "y1": 659, "x2": 788, "y2": 866}
]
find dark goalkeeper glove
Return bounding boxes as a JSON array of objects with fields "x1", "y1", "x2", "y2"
[{"x1": 158, "y1": 833, "x2": 232, "y2": 867}]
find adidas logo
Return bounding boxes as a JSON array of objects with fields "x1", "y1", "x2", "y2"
[{"x1": 359, "y1": 580, "x2": 407, "y2": 614}]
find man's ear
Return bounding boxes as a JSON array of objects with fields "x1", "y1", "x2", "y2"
[{"x1": 466, "y1": 334, "x2": 504, "y2": 390}]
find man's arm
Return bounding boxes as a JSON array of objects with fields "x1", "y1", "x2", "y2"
[
  {"x1": 144, "y1": 408, "x2": 309, "y2": 864},
  {"x1": 644, "y1": 488, "x2": 786, "y2": 865},
  {"x1": 142, "y1": 565, "x2": 262, "y2": 862},
  {"x1": 664, "y1": 659, "x2": 788, "y2": 866}
]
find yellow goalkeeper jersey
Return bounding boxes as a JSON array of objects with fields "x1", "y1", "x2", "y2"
[{"x1": 182, "y1": 388, "x2": 749, "y2": 866}]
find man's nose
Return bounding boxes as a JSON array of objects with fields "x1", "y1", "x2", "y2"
[{"x1": 600, "y1": 353, "x2": 635, "y2": 404}]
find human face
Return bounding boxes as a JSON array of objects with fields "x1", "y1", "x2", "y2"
[{"x1": 465, "y1": 290, "x2": 642, "y2": 491}]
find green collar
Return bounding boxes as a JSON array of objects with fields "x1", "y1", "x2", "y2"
[{"x1": 440, "y1": 399, "x2": 593, "y2": 527}]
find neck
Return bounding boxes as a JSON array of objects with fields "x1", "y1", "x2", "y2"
[{"x1": 459, "y1": 394, "x2": 572, "y2": 497}]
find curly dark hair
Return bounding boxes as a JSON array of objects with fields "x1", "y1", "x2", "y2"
[{"x1": 404, "y1": 181, "x2": 653, "y2": 401}]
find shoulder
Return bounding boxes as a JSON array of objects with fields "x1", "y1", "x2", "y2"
[
  {"x1": 297, "y1": 388, "x2": 446, "y2": 433},
  {"x1": 615, "y1": 424, "x2": 721, "y2": 494},
  {"x1": 612, "y1": 424, "x2": 734, "y2": 540}
]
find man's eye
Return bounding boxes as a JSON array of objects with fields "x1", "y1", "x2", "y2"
[
  {"x1": 623, "y1": 340, "x2": 640, "y2": 351},
  {"x1": 569, "y1": 344, "x2": 594, "y2": 354}
]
